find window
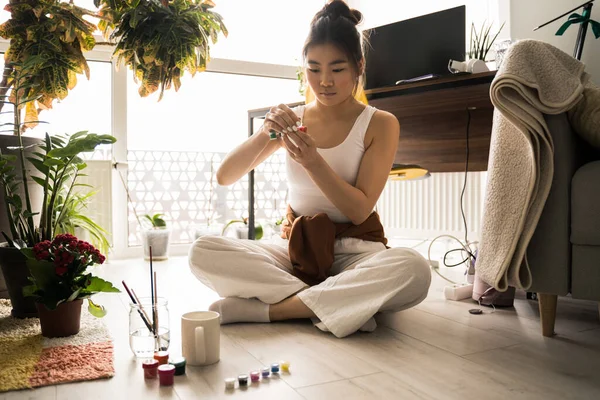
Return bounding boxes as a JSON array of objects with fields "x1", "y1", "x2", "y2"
[
  {"x1": 0, "y1": 59, "x2": 112, "y2": 158},
  {"x1": 211, "y1": 0, "x2": 327, "y2": 65},
  {"x1": 127, "y1": 71, "x2": 302, "y2": 152},
  {"x1": 126, "y1": 71, "x2": 301, "y2": 246}
]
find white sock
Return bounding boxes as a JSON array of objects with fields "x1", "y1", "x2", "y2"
[
  {"x1": 312, "y1": 317, "x2": 377, "y2": 333},
  {"x1": 358, "y1": 317, "x2": 377, "y2": 332},
  {"x1": 209, "y1": 297, "x2": 270, "y2": 324}
]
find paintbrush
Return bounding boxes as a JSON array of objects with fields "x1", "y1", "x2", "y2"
[
  {"x1": 150, "y1": 246, "x2": 156, "y2": 337},
  {"x1": 122, "y1": 280, "x2": 153, "y2": 333},
  {"x1": 131, "y1": 287, "x2": 153, "y2": 334},
  {"x1": 154, "y1": 270, "x2": 160, "y2": 349}
]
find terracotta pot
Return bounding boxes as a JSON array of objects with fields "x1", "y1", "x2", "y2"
[
  {"x1": 36, "y1": 299, "x2": 83, "y2": 338},
  {"x1": 0, "y1": 244, "x2": 38, "y2": 318}
]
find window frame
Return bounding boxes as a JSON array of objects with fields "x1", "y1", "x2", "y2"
[{"x1": 0, "y1": 37, "x2": 298, "y2": 259}]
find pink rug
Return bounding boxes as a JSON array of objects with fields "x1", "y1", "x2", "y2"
[{"x1": 0, "y1": 299, "x2": 114, "y2": 392}]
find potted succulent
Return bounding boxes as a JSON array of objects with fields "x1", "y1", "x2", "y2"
[
  {"x1": 22, "y1": 233, "x2": 119, "y2": 337},
  {"x1": 142, "y1": 213, "x2": 171, "y2": 260},
  {"x1": 0, "y1": 61, "x2": 116, "y2": 318}
]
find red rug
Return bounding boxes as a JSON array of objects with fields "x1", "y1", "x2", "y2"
[{"x1": 0, "y1": 299, "x2": 114, "y2": 392}]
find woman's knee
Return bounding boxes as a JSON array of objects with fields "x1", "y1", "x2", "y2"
[
  {"x1": 188, "y1": 236, "x2": 227, "y2": 274},
  {"x1": 377, "y1": 248, "x2": 431, "y2": 312},
  {"x1": 387, "y1": 248, "x2": 432, "y2": 293}
]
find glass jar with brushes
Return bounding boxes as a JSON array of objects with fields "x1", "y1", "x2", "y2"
[{"x1": 128, "y1": 297, "x2": 170, "y2": 358}]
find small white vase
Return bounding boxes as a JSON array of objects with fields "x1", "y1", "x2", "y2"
[
  {"x1": 235, "y1": 226, "x2": 249, "y2": 239},
  {"x1": 142, "y1": 229, "x2": 171, "y2": 261}
]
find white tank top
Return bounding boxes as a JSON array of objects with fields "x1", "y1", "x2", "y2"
[{"x1": 286, "y1": 104, "x2": 378, "y2": 223}]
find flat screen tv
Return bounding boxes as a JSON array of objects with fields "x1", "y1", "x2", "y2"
[{"x1": 363, "y1": 6, "x2": 466, "y2": 90}]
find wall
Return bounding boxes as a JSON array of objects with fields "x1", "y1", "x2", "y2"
[{"x1": 509, "y1": 0, "x2": 600, "y2": 83}]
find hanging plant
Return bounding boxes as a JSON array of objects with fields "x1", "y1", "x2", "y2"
[
  {"x1": 0, "y1": 0, "x2": 97, "y2": 129},
  {"x1": 95, "y1": 0, "x2": 228, "y2": 100}
]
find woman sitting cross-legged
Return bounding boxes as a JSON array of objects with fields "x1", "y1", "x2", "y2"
[{"x1": 188, "y1": 0, "x2": 431, "y2": 338}]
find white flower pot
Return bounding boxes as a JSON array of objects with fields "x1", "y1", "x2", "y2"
[
  {"x1": 142, "y1": 229, "x2": 171, "y2": 261},
  {"x1": 235, "y1": 226, "x2": 249, "y2": 239}
]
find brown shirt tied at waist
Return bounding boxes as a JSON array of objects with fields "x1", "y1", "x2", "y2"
[{"x1": 280, "y1": 204, "x2": 389, "y2": 286}]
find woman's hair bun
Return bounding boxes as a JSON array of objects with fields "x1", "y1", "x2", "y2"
[{"x1": 323, "y1": 0, "x2": 363, "y2": 26}]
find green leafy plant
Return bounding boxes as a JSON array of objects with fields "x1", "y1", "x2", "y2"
[
  {"x1": 296, "y1": 64, "x2": 306, "y2": 96},
  {"x1": 143, "y1": 213, "x2": 167, "y2": 229},
  {"x1": 222, "y1": 217, "x2": 263, "y2": 240},
  {"x1": 0, "y1": 61, "x2": 117, "y2": 249},
  {"x1": 53, "y1": 190, "x2": 111, "y2": 255},
  {"x1": 467, "y1": 21, "x2": 506, "y2": 61},
  {"x1": 95, "y1": 0, "x2": 228, "y2": 100},
  {"x1": 22, "y1": 233, "x2": 119, "y2": 315},
  {"x1": 0, "y1": 0, "x2": 97, "y2": 126},
  {"x1": 0, "y1": 0, "x2": 228, "y2": 119}
]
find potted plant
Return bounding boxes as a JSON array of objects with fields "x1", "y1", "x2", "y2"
[
  {"x1": 95, "y1": 0, "x2": 228, "y2": 100},
  {"x1": 0, "y1": 0, "x2": 228, "y2": 110},
  {"x1": 0, "y1": 61, "x2": 116, "y2": 318},
  {"x1": 142, "y1": 213, "x2": 171, "y2": 261},
  {"x1": 0, "y1": 0, "x2": 98, "y2": 121},
  {"x1": 22, "y1": 233, "x2": 119, "y2": 337},
  {"x1": 222, "y1": 217, "x2": 263, "y2": 240},
  {"x1": 467, "y1": 21, "x2": 506, "y2": 69}
]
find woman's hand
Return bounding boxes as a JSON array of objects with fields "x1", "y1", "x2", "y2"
[
  {"x1": 281, "y1": 126, "x2": 321, "y2": 169},
  {"x1": 261, "y1": 103, "x2": 301, "y2": 139}
]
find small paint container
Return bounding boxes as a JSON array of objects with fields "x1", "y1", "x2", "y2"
[
  {"x1": 154, "y1": 350, "x2": 169, "y2": 365},
  {"x1": 225, "y1": 377, "x2": 236, "y2": 390},
  {"x1": 158, "y1": 364, "x2": 176, "y2": 386},
  {"x1": 280, "y1": 361, "x2": 290, "y2": 372},
  {"x1": 169, "y1": 357, "x2": 186, "y2": 376},
  {"x1": 261, "y1": 367, "x2": 270, "y2": 378},
  {"x1": 142, "y1": 359, "x2": 159, "y2": 379},
  {"x1": 271, "y1": 363, "x2": 280, "y2": 373},
  {"x1": 250, "y1": 371, "x2": 260, "y2": 382},
  {"x1": 238, "y1": 374, "x2": 249, "y2": 387},
  {"x1": 298, "y1": 126, "x2": 307, "y2": 133}
]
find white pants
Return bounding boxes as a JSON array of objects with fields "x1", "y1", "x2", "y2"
[{"x1": 188, "y1": 236, "x2": 431, "y2": 338}]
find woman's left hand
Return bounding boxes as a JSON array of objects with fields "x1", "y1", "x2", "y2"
[{"x1": 280, "y1": 127, "x2": 321, "y2": 169}]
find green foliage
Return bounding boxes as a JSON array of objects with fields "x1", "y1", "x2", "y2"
[
  {"x1": 296, "y1": 65, "x2": 306, "y2": 96},
  {"x1": 0, "y1": 0, "x2": 97, "y2": 125},
  {"x1": 96, "y1": 0, "x2": 228, "y2": 100},
  {"x1": 468, "y1": 21, "x2": 506, "y2": 61},
  {"x1": 143, "y1": 213, "x2": 167, "y2": 229},
  {"x1": 53, "y1": 191, "x2": 112, "y2": 255},
  {"x1": 0, "y1": 63, "x2": 116, "y2": 248}
]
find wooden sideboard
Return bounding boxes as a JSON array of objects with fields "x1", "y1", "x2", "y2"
[
  {"x1": 366, "y1": 71, "x2": 495, "y2": 172},
  {"x1": 246, "y1": 71, "x2": 496, "y2": 238}
]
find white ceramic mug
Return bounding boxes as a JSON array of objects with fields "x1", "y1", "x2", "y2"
[{"x1": 181, "y1": 311, "x2": 220, "y2": 366}]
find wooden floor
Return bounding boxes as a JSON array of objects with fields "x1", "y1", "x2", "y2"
[{"x1": 3, "y1": 240, "x2": 600, "y2": 400}]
